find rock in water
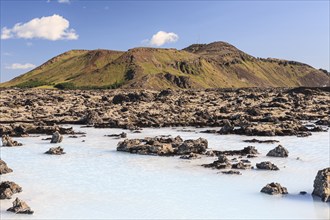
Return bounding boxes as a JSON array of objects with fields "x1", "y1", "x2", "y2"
[
  {"x1": 202, "y1": 155, "x2": 232, "y2": 169},
  {"x1": 45, "y1": 146, "x2": 66, "y2": 155},
  {"x1": 266, "y1": 145, "x2": 289, "y2": 157},
  {"x1": 219, "y1": 119, "x2": 234, "y2": 134},
  {"x1": 2, "y1": 135, "x2": 22, "y2": 147},
  {"x1": 261, "y1": 182, "x2": 288, "y2": 195},
  {"x1": 0, "y1": 181, "x2": 22, "y2": 199},
  {"x1": 0, "y1": 159, "x2": 13, "y2": 175},
  {"x1": 221, "y1": 170, "x2": 241, "y2": 175},
  {"x1": 312, "y1": 167, "x2": 330, "y2": 202},
  {"x1": 177, "y1": 138, "x2": 208, "y2": 155},
  {"x1": 7, "y1": 197, "x2": 34, "y2": 214},
  {"x1": 50, "y1": 131, "x2": 63, "y2": 143},
  {"x1": 117, "y1": 136, "x2": 207, "y2": 156},
  {"x1": 179, "y1": 153, "x2": 201, "y2": 160},
  {"x1": 256, "y1": 161, "x2": 279, "y2": 170}
]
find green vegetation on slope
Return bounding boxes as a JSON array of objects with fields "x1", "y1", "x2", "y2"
[{"x1": 1, "y1": 42, "x2": 329, "y2": 89}]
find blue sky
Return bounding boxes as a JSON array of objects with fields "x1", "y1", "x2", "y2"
[{"x1": 0, "y1": 0, "x2": 329, "y2": 82}]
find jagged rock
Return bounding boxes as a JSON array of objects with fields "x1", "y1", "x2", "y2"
[
  {"x1": 219, "y1": 119, "x2": 234, "y2": 134},
  {"x1": 214, "y1": 146, "x2": 259, "y2": 156},
  {"x1": 50, "y1": 131, "x2": 63, "y2": 143},
  {"x1": 261, "y1": 182, "x2": 288, "y2": 195},
  {"x1": 232, "y1": 161, "x2": 252, "y2": 170},
  {"x1": 117, "y1": 136, "x2": 207, "y2": 156},
  {"x1": 256, "y1": 161, "x2": 279, "y2": 170},
  {"x1": 177, "y1": 138, "x2": 208, "y2": 155},
  {"x1": 243, "y1": 139, "x2": 279, "y2": 144},
  {"x1": 45, "y1": 146, "x2": 65, "y2": 155},
  {"x1": 105, "y1": 132, "x2": 127, "y2": 138},
  {"x1": 0, "y1": 181, "x2": 22, "y2": 199},
  {"x1": 205, "y1": 150, "x2": 216, "y2": 157},
  {"x1": 81, "y1": 110, "x2": 103, "y2": 125},
  {"x1": 266, "y1": 145, "x2": 289, "y2": 157},
  {"x1": 0, "y1": 159, "x2": 13, "y2": 175},
  {"x1": 1, "y1": 135, "x2": 22, "y2": 147},
  {"x1": 245, "y1": 108, "x2": 261, "y2": 116},
  {"x1": 312, "y1": 167, "x2": 330, "y2": 202},
  {"x1": 7, "y1": 197, "x2": 34, "y2": 214},
  {"x1": 179, "y1": 153, "x2": 201, "y2": 160},
  {"x1": 221, "y1": 170, "x2": 241, "y2": 175},
  {"x1": 202, "y1": 155, "x2": 232, "y2": 169}
]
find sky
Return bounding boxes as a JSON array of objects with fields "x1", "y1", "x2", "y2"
[{"x1": 0, "y1": 0, "x2": 329, "y2": 82}]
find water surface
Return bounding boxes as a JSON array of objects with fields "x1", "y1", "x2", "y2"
[{"x1": 1, "y1": 126, "x2": 329, "y2": 219}]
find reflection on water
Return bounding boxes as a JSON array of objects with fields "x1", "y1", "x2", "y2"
[{"x1": 0, "y1": 126, "x2": 329, "y2": 219}]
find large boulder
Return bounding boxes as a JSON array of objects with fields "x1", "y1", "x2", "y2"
[
  {"x1": 7, "y1": 197, "x2": 34, "y2": 214},
  {"x1": 1, "y1": 135, "x2": 22, "y2": 147},
  {"x1": 261, "y1": 182, "x2": 288, "y2": 195},
  {"x1": 45, "y1": 146, "x2": 66, "y2": 155},
  {"x1": 0, "y1": 181, "x2": 22, "y2": 199},
  {"x1": 50, "y1": 131, "x2": 63, "y2": 143},
  {"x1": 266, "y1": 145, "x2": 289, "y2": 157},
  {"x1": 0, "y1": 159, "x2": 13, "y2": 175},
  {"x1": 256, "y1": 161, "x2": 279, "y2": 171},
  {"x1": 312, "y1": 167, "x2": 330, "y2": 202}
]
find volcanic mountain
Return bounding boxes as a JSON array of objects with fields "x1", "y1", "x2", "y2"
[{"x1": 1, "y1": 41, "x2": 329, "y2": 89}]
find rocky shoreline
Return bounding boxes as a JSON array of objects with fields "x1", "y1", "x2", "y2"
[{"x1": 0, "y1": 87, "x2": 329, "y2": 137}]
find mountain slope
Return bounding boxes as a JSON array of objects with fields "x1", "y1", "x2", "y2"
[{"x1": 1, "y1": 41, "x2": 329, "y2": 89}]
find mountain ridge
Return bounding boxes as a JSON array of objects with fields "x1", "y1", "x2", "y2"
[{"x1": 1, "y1": 41, "x2": 329, "y2": 89}]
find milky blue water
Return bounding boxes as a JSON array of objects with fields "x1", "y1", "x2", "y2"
[{"x1": 0, "y1": 126, "x2": 329, "y2": 219}]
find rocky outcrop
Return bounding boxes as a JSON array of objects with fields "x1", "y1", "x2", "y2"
[
  {"x1": 0, "y1": 159, "x2": 13, "y2": 175},
  {"x1": 177, "y1": 138, "x2": 208, "y2": 155},
  {"x1": 221, "y1": 170, "x2": 241, "y2": 175},
  {"x1": 256, "y1": 161, "x2": 279, "y2": 170},
  {"x1": 312, "y1": 168, "x2": 330, "y2": 202},
  {"x1": 0, "y1": 181, "x2": 22, "y2": 199},
  {"x1": 0, "y1": 88, "x2": 329, "y2": 137},
  {"x1": 50, "y1": 131, "x2": 63, "y2": 143},
  {"x1": 179, "y1": 153, "x2": 201, "y2": 160},
  {"x1": 266, "y1": 145, "x2": 289, "y2": 157},
  {"x1": 261, "y1": 182, "x2": 288, "y2": 195},
  {"x1": 117, "y1": 136, "x2": 207, "y2": 156},
  {"x1": 7, "y1": 197, "x2": 34, "y2": 214},
  {"x1": 45, "y1": 146, "x2": 65, "y2": 155},
  {"x1": 80, "y1": 110, "x2": 103, "y2": 125},
  {"x1": 243, "y1": 139, "x2": 279, "y2": 144},
  {"x1": 202, "y1": 155, "x2": 232, "y2": 169},
  {"x1": 1, "y1": 135, "x2": 22, "y2": 147},
  {"x1": 0, "y1": 124, "x2": 76, "y2": 137},
  {"x1": 213, "y1": 146, "x2": 259, "y2": 156},
  {"x1": 232, "y1": 161, "x2": 252, "y2": 170},
  {"x1": 219, "y1": 119, "x2": 234, "y2": 134},
  {"x1": 105, "y1": 132, "x2": 127, "y2": 138}
]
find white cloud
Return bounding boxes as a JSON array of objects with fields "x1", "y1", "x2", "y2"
[
  {"x1": 1, "y1": 14, "x2": 78, "y2": 41},
  {"x1": 5, "y1": 63, "x2": 36, "y2": 70},
  {"x1": 58, "y1": 0, "x2": 70, "y2": 3},
  {"x1": 146, "y1": 31, "x2": 179, "y2": 47}
]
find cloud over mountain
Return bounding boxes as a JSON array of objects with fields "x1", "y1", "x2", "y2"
[
  {"x1": 146, "y1": 31, "x2": 179, "y2": 46},
  {"x1": 1, "y1": 14, "x2": 78, "y2": 40}
]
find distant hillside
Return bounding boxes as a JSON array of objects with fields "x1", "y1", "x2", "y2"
[{"x1": 1, "y1": 41, "x2": 329, "y2": 89}]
